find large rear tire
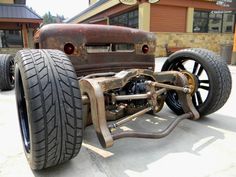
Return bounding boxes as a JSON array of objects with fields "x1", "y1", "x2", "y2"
[
  {"x1": 161, "y1": 48, "x2": 232, "y2": 117},
  {"x1": 15, "y1": 49, "x2": 83, "y2": 170},
  {"x1": 0, "y1": 54, "x2": 14, "y2": 91}
]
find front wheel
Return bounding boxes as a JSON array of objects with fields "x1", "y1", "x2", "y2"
[
  {"x1": 161, "y1": 48, "x2": 232, "y2": 117},
  {"x1": 15, "y1": 49, "x2": 83, "y2": 170},
  {"x1": 0, "y1": 54, "x2": 14, "y2": 91}
]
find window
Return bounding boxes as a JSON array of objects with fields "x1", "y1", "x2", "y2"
[
  {"x1": 226, "y1": 13, "x2": 233, "y2": 22},
  {"x1": 193, "y1": 11, "x2": 208, "y2": 32},
  {"x1": 208, "y1": 13, "x2": 222, "y2": 33},
  {"x1": 193, "y1": 11, "x2": 235, "y2": 33},
  {"x1": 0, "y1": 30, "x2": 23, "y2": 48},
  {"x1": 109, "y1": 9, "x2": 138, "y2": 28},
  {"x1": 223, "y1": 13, "x2": 235, "y2": 32}
]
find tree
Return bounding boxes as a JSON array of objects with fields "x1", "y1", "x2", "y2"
[
  {"x1": 42, "y1": 12, "x2": 66, "y2": 25},
  {"x1": 43, "y1": 12, "x2": 56, "y2": 25},
  {"x1": 55, "y1": 14, "x2": 66, "y2": 23}
]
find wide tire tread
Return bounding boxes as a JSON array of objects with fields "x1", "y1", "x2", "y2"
[
  {"x1": 162, "y1": 48, "x2": 232, "y2": 116},
  {"x1": 15, "y1": 49, "x2": 83, "y2": 170},
  {"x1": 181, "y1": 48, "x2": 231, "y2": 115}
]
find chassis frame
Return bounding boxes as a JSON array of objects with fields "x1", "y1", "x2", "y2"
[{"x1": 80, "y1": 69, "x2": 199, "y2": 148}]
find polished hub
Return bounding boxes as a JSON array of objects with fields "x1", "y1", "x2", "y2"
[{"x1": 181, "y1": 71, "x2": 198, "y2": 95}]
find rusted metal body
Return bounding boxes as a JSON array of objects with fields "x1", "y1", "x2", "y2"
[
  {"x1": 37, "y1": 24, "x2": 156, "y2": 77},
  {"x1": 35, "y1": 24, "x2": 200, "y2": 148}
]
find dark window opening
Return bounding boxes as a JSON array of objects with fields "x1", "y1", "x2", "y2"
[
  {"x1": 109, "y1": 9, "x2": 138, "y2": 28},
  {"x1": 0, "y1": 30, "x2": 23, "y2": 48},
  {"x1": 193, "y1": 11, "x2": 235, "y2": 33},
  {"x1": 226, "y1": 26, "x2": 232, "y2": 32},
  {"x1": 86, "y1": 43, "x2": 134, "y2": 53},
  {"x1": 34, "y1": 42, "x2": 39, "y2": 49}
]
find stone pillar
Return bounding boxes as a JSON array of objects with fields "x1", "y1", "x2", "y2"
[
  {"x1": 186, "y1": 7, "x2": 194, "y2": 33},
  {"x1": 139, "y1": 2, "x2": 150, "y2": 32}
]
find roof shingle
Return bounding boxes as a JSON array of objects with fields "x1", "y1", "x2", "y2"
[{"x1": 0, "y1": 3, "x2": 42, "y2": 20}]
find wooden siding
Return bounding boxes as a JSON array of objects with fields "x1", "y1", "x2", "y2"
[
  {"x1": 0, "y1": 0, "x2": 14, "y2": 4},
  {"x1": 0, "y1": 22, "x2": 20, "y2": 29},
  {"x1": 150, "y1": 5, "x2": 187, "y2": 32},
  {"x1": 0, "y1": 18, "x2": 42, "y2": 24}
]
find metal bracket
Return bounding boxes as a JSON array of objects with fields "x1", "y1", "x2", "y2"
[{"x1": 80, "y1": 79, "x2": 114, "y2": 148}]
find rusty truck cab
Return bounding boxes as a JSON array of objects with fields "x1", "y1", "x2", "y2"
[{"x1": 35, "y1": 24, "x2": 156, "y2": 76}]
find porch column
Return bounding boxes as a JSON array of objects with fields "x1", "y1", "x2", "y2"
[
  {"x1": 186, "y1": 7, "x2": 194, "y2": 33},
  {"x1": 22, "y1": 24, "x2": 29, "y2": 48},
  {"x1": 232, "y1": 26, "x2": 236, "y2": 65},
  {"x1": 139, "y1": 2, "x2": 150, "y2": 32},
  {"x1": 28, "y1": 28, "x2": 34, "y2": 48}
]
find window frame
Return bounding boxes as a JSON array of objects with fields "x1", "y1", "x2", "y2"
[
  {"x1": 193, "y1": 10, "x2": 236, "y2": 33},
  {"x1": 0, "y1": 29, "x2": 24, "y2": 48},
  {"x1": 109, "y1": 9, "x2": 139, "y2": 29}
]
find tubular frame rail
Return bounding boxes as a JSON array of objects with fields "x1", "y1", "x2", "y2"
[{"x1": 80, "y1": 69, "x2": 199, "y2": 148}]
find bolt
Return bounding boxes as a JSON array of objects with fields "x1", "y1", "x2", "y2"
[{"x1": 183, "y1": 86, "x2": 191, "y2": 94}]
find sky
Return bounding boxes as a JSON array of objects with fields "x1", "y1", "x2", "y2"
[{"x1": 26, "y1": 0, "x2": 89, "y2": 19}]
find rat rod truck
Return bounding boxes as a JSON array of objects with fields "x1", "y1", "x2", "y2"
[{"x1": 0, "y1": 24, "x2": 232, "y2": 170}]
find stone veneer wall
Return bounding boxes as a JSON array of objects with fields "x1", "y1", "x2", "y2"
[
  {"x1": 155, "y1": 32, "x2": 234, "y2": 57},
  {"x1": 0, "y1": 48, "x2": 21, "y2": 55}
]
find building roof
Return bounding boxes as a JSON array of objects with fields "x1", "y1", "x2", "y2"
[
  {"x1": 0, "y1": 3, "x2": 42, "y2": 20},
  {"x1": 66, "y1": 0, "x2": 108, "y2": 23}
]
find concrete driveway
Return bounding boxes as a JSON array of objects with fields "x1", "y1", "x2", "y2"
[{"x1": 0, "y1": 59, "x2": 236, "y2": 177}]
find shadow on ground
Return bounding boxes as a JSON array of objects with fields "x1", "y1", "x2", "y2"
[{"x1": 32, "y1": 109, "x2": 236, "y2": 177}]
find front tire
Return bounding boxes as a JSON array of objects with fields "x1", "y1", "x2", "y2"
[
  {"x1": 162, "y1": 48, "x2": 232, "y2": 117},
  {"x1": 15, "y1": 49, "x2": 83, "y2": 170}
]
